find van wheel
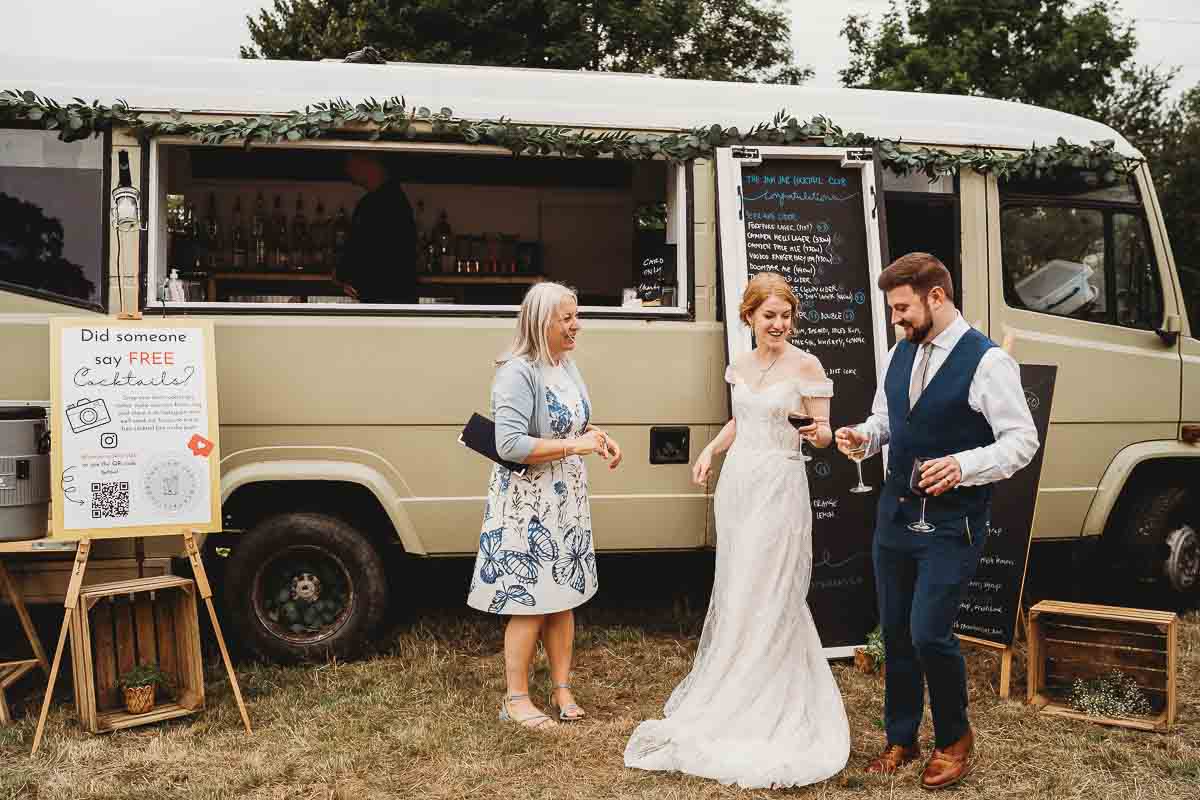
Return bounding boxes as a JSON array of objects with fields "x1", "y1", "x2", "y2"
[
  {"x1": 223, "y1": 512, "x2": 388, "y2": 662},
  {"x1": 1118, "y1": 486, "x2": 1199, "y2": 597}
]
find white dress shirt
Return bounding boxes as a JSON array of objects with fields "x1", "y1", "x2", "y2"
[{"x1": 858, "y1": 314, "x2": 1039, "y2": 487}]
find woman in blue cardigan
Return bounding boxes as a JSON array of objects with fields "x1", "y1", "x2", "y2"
[{"x1": 467, "y1": 281, "x2": 623, "y2": 730}]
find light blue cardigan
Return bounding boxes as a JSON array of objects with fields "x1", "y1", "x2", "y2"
[{"x1": 492, "y1": 356, "x2": 592, "y2": 464}]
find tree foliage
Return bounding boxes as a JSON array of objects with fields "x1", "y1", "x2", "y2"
[
  {"x1": 840, "y1": 0, "x2": 1143, "y2": 121},
  {"x1": 241, "y1": 0, "x2": 813, "y2": 85}
]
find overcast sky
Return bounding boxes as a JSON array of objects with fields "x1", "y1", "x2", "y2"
[{"x1": 5, "y1": 1, "x2": 1199, "y2": 97}]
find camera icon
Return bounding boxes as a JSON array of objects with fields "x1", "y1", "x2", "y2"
[
  {"x1": 65, "y1": 398, "x2": 111, "y2": 434},
  {"x1": 100, "y1": 432, "x2": 119, "y2": 449}
]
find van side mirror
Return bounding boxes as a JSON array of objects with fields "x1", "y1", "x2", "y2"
[{"x1": 1156, "y1": 313, "x2": 1181, "y2": 346}]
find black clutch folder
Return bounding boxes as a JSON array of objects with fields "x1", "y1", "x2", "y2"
[{"x1": 459, "y1": 413, "x2": 528, "y2": 475}]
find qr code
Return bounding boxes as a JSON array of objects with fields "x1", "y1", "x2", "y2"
[{"x1": 91, "y1": 481, "x2": 130, "y2": 518}]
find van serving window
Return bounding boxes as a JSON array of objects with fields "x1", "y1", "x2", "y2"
[
  {"x1": 999, "y1": 173, "x2": 1163, "y2": 332},
  {"x1": 0, "y1": 129, "x2": 106, "y2": 310},
  {"x1": 150, "y1": 143, "x2": 688, "y2": 315}
]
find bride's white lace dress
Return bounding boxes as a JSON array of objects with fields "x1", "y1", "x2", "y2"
[{"x1": 623, "y1": 363, "x2": 850, "y2": 789}]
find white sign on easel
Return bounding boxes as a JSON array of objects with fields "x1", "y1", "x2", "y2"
[{"x1": 50, "y1": 318, "x2": 221, "y2": 539}]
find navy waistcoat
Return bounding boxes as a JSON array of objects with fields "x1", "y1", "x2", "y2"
[{"x1": 880, "y1": 327, "x2": 997, "y2": 524}]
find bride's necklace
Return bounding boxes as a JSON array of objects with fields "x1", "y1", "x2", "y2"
[{"x1": 755, "y1": 350, "x2": 782, "y2": 386}]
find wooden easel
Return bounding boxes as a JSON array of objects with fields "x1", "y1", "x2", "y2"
[
  {"x1": 952, "y1": 329, "x2": 1026, "y2": 700},
  {"x1": 30, "y1": 532, "x2": 251, "y2": 754},
  {"x1": 958, "y1": 609, "x2": 1028, "y2": 700},
  {"x1": 0, "y1": 550, "x2": 51, "y2": 726}
]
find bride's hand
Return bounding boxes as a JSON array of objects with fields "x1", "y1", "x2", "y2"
[{"x1": 692, "y1": 448, "x2": 713, "y2": 486}]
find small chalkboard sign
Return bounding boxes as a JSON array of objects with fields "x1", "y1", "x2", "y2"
[
  {"x1": 636, "y1": 242, "x2": 675, "y2": 305},
  {"x1": 954, "y1": 364, "x2": 1057, "y2": 647}
]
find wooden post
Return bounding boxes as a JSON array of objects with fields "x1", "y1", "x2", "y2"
[
  {"x1": 957, "y1": 634, "x2": 1014, "y2": 700},
  {"x1": 0, "y1": 560, "x2": 49, "y2": 673},
  {"x1": 31, "y1": 538, "x2": 91, "y2": 754},
  {"x1": 183, "y1": 531, "x2": 251, "y2": 735},
  {"x1": 0, "y1": 558, "x2": 52, "y2": 727}
]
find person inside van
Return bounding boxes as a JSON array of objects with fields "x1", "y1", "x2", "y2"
[{"x1": 339, "y1": 151, "x2": 418, "y2": 304}]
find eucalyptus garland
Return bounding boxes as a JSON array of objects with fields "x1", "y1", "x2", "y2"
[{"x1": 0, "y1": 88, "x2": 1137, "y2": 182}]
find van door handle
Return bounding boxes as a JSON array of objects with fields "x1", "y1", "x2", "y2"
[{"x1": 650, "y1": 426, "x2": 690, "y2": 465}]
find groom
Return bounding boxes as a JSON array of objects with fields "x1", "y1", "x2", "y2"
[{"x1": 836, "y1": 253, "x2": 1038, "y2": 790}]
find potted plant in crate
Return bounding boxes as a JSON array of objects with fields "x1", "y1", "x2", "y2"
[
  {"x1": 118, "y1": 663, "x2": 169, "y2": 715},
  {"x1": 854, "y1": 625, "x2": 886, "y2": 677}
]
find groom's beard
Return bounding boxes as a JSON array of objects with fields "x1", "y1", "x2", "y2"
[{"x1": 902, "y1": 299, "x2": 934, "y2": 343}]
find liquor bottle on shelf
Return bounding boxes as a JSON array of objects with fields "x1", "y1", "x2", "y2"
[
  {"x1": 203, "y1": 192, "x2": 222, "y2": 271},
  {"x1": 291, "y1": 193, "x2": 310, "y2": 271},
  {"x1": 271, "y1": 195, "x2": 290, "y2": 271},
  {"x1": 231, "y1": 197, "x2": 248, "y2": 271},
  {"x1": 251, "y1": 192, "x2": 268, "y2": 270},
  {"x1": 166, "y1": 194, "x2": 187, "y2": 269},
  {"x1": 186, "y1": 200, "x2": 203, "y2": 271},
  {"x1": 311, "y1": 199, "x2": 328, "y2": 270},
  {"x1": 332, "y1": 205, "x2": 349, "y2": 267},
  {"x1": 413, "y1": 199, "x2": 428, "y2": 272},
  {"x1": 432, "y1": 210, "x2": 453, "y2": 273}
]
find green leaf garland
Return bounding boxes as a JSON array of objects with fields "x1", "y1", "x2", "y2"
[{"x1": 1, "y1": 88, "x2": 1140, "y2": 181}]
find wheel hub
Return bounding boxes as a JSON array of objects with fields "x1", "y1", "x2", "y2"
[
  {"x1": 1164, "y1": 524, "x2": 1199, "y2": 594},
  {"x1": 291, "y1": 572, "x2": 321, "y2": 602}
]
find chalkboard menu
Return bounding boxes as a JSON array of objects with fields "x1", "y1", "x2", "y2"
[
  {"x1": 737, "y1": 157, "x2": 884, "y2": 649},
  {"x1": 954, "y1": 364, "x2": 1057, "y2": 646}
]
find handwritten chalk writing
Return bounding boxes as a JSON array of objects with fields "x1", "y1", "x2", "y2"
[{"x1": 745, "y1": 189, "x2": 863, "y2": 207}]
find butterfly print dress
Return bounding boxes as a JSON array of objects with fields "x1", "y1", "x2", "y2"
[{"x1": 467, "y1": 363, "x2": 596, "y2": 615}]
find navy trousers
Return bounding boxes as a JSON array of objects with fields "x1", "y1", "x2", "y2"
[{"x1": 872, "y1": 508, "x2": 987, "y2": 749}]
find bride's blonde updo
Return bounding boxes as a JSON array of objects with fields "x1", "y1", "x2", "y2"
[{"x1": 739, "y1": 272, "x2": 799, "y2": 327}]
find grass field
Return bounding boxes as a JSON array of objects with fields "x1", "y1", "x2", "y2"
[{"x1": 1, "y1": 553, "x2": 1197, "y2": 800}]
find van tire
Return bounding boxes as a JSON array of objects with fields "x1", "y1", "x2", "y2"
[
  {"x1": 1117, "y1": 486, "x2": 1198, "y2": 597},
  {"x1": 223, "y1": 512, "x2": 388, "y2": 663}
]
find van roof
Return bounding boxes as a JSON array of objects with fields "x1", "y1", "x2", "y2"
[{"x1": 1, "y1": 53, "x2": 1139, "y2": 156}]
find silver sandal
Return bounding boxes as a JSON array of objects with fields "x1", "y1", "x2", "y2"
[
  {"x1": 548, "y1": 682, "x2": 586, "y2": 721},
  {"x1": 499, "y1": 693, "x2": 555, "y2": 729}
]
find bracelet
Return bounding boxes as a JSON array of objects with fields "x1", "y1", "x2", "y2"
[{"x1": 562, "y1": 442, "x2": 570, "y2": 460}]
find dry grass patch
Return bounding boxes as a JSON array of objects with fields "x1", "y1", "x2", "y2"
[{"x1": 1, "y1": 572, "x2": 1197, "y2": 800}]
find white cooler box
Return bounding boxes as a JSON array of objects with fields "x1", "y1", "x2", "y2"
[{"x1": 1014, "y1": 258, "x2": 1099, "y2": 315}]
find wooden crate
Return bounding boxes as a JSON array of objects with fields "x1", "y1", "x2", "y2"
[
  {"x1": 3, "y1": 555, "x2": 173, "y2": 604},
  {"x1": 1027, "y1": 600, "x2": 1177, "y2": 732},
  {"x1": 69, "y1": 575, "x2": 204, "y2": 733}
]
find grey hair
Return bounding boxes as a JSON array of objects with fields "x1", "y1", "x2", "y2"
[{"x1": 498, "y1": 281, "x2": 578, "y2": 366}]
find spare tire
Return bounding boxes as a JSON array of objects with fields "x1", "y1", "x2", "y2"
[{"x1": 223, "y1": 512, "x2": 388, "y2": 662}]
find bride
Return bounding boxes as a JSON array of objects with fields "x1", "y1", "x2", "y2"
[{"x1": 624, "y1": 272, "x2": 850, "y2": 789}]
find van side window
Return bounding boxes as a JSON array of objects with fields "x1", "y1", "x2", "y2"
[
  {"x1": 1181, "y1": 266, "x2": 1200, "y2": 337},
  {"x1": 153, "y1": 145, "x2": 689, "y2": 315},
  {"x1": 0, "y1": 130, "x2": 106, "y2": 309},
  {"x1": 1000, "y1": 177, "x2": 1162, "y2": 331}
]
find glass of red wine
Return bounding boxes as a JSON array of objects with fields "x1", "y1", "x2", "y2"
[
  {"x1": 787, "y1": 412, "x2": 814, "y2": 462},
  {"x1": 908, "y1": 456, "x2": 936, "y2": 533}
]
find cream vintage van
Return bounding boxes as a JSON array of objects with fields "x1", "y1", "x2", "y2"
[{"x1": 1, "y1": 54, "x2": 1197, "y2": 661}]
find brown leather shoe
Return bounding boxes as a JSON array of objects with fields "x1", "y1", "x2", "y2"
[
  {"x1": 865, "y1": 743, "x2": 921, "y2": 775},
  {"x1": 921, "y1": 728, "x2": 974, "y2": 790}
]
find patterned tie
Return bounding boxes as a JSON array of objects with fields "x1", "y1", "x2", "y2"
[{"x1": 909, "y1": 343, "x2": 934, "y2": 411}]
